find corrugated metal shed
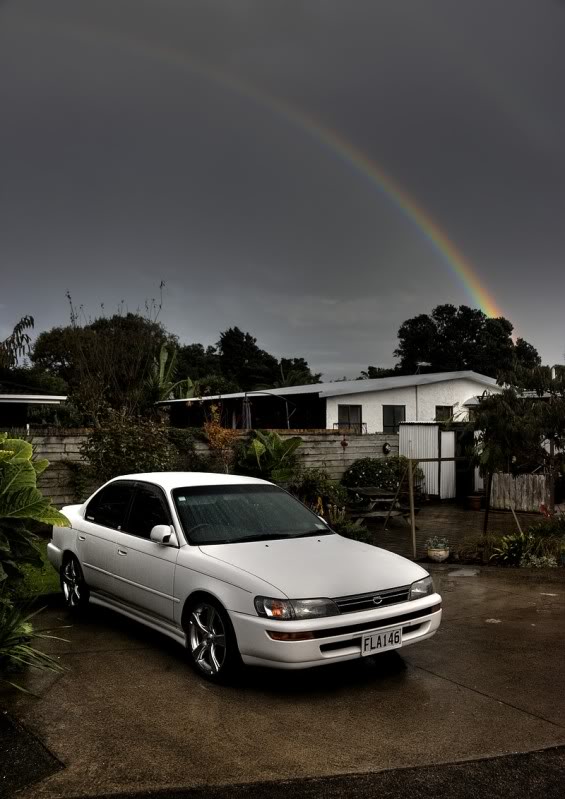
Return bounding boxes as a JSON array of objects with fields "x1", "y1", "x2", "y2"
[{"x1": 399, "y1": 422, "x2": 456, "y2": 499}]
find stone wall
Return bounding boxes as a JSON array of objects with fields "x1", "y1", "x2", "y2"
[{"x1": 10, "y1": 428, "x2": 399, "y2": 507}]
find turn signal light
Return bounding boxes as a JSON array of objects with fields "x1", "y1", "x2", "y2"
[{"x1": 267, "y1": 631, "x2": 315, "y2": 641}]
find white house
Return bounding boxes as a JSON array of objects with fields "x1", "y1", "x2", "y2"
[
  {"x1": 159, "y1": 371, "x2": 502, "y2": 433},
  {"x1": 323, "y1": 371, "x2": 501, "y2": 433}
]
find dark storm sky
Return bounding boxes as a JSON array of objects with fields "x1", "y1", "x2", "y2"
[{"x1": 1, "y1": 0, "x2": 564, "y2": 377}]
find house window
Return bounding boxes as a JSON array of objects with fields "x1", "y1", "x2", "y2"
[
  {"x1": 435, "y1": 405, "x2": 453, "y2": 422},
  {"x1": 383, "y1": 405, "x2": 405, "y2": 434},
  {"x1": 337, "y1": 404, "x2": 363, "y2": 433}
]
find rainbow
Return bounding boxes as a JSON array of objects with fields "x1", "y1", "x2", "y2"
[{"x1": 32, "y1": 16, "x2": 504, "y2": 318}]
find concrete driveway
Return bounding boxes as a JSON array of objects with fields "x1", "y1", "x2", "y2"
[{"x1": 3, "y1": 567, "x2": 565, "y2": 798}]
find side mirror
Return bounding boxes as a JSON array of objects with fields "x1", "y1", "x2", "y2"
[{"x1": 150, "y1": 524, "x2": 178, "y2": 547}]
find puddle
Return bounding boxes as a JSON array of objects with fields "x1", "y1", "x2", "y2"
[{"x1": 447, "y1": 568, "x2": 479, "y2": 578}]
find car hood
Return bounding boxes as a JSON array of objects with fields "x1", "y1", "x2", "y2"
[{"x1": 199, "y1": 534, "x2": 428, "y2": 598}]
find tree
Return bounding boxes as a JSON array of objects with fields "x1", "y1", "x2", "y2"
[
  {"x1": 473, "y1": 367, "x2": 565, "y2": 527},
  {"x1": 217, "y1": 327, "x2": 279, "y2": 391},
  {"x1": 31, "y1": 312, "x2": 175, "y2": 423},
  {"x1": 394, "y1": 304, "x2": 540, "y2": 379},
  {"x1": 0, "y1": 316, "x2": 34, "y2": 369},
  {"x1": 358, "y1": 366, "x2": 400, "y2": 379},
  {"x1": 176, "y1": 343, "x2": 221, "y2": 382},
  {"x1": 194, "y1": 374, "x2": 240, "y2": 397},
  {"x1": 276, "y1": 358, "x2": 322, "y2": 387},
  {"x1": 514, "y1": 338, "x2": 542, "y2": 371}
]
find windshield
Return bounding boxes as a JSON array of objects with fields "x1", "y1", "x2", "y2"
[{"x1": 172, "y1": 484, "x2": 333, "y2": 545}]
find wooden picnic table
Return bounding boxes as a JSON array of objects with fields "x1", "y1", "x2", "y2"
[{"x1": 346, "y1": 485, "x2": 419, "y2": 528}]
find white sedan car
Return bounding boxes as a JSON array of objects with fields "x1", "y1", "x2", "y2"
[{"x1": 48, "y1": 473, "x2": 442, "y2": 681}]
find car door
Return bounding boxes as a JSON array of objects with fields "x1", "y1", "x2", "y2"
[
  {"x1": 110, "y1": 481, "x2": 179, "y2": 621},
  {"x1": 77, "y1": 481, "x2": 136, "y2": 596}
]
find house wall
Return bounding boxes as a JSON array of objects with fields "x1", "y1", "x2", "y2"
[{"x1": 325, "y1": 378, "x2": 502, "y2": 433}]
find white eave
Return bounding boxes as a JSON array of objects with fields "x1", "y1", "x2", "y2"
[{"x1": 0, "y1": 394, "x2": 67, "y2": 405}]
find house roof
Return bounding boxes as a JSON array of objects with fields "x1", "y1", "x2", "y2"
[{"x1": 157, "y1": 370, "x2": 499, "y2": 405}]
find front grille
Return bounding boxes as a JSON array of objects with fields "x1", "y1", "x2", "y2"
[
  {"x1": 334, "y1": 585, "x2": 411, "y2": 614},
  {"x1": 313, "y1": 603, "x2": 441, "y2": 640}
]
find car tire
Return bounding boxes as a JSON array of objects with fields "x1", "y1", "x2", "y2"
[
  {"x1": 60, "y1": 555, "x2": 90, "y2": 613},
  {"x1": 185, "y1": 597, "x2": 242, "y2": 683}
]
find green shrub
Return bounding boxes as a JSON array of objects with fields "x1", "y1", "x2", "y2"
[
  {"x1": 456, "y1": 534, "x2": 501, "y2": 564},
  {"x1": 526, "y1": 515, "x2": 565, "y2": 537},
  {"x1": 166, "y1": 428, "x2": 204, "y2": 471},
  {"x1": 288, "y1": 467, "x2": 347, "y2": 513},
  {"x1": 519, "y1": 554, "x2": 558, "y2": 569},
  {"x1": 342, "y1": 456, "x2": 424, "y2": 492},
  {"x1": 237, "y1": 430, "x2": 302, "y2": 484},
  {"x1": 0, "y1": 603, "x2": 67, "y2": 692},
  {"x1": 490, "y1": 531, "x2": 565, "y2": 566},
  {"x1": 332, "y1": 520, "x2": 374, "y2": 544},
  {"x1": 81, "y1": 411, "x2": 176, "y2": 482},
  {"x1": 490, "y1": 532, "x2": 534, "y2": 565}
]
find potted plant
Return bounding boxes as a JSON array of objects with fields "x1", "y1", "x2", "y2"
[{"x1": 426, "y1": 536, "x2": 450, "y2": 562}]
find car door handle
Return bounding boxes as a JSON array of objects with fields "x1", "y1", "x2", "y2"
[
  {"x1": 78, "y1": 535, "x2": 86, "y2": 542},
  {"x1": 117, "y1": 549, "x2": 128, "y2": 556}
]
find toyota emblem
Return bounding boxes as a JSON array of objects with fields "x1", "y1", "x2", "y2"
[{"x1": 372, "y1": 595, "x2": 383, "y2": 606}]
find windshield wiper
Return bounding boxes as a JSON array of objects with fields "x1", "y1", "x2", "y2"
[{"x1": 289, "y1": 528, "x2": 334, "y2": 538}]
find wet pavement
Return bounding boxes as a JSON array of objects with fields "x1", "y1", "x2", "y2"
[{"x1": 2, "y1": 567, "x2": 564, "y2": 798}]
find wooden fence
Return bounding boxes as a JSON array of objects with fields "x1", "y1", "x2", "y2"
[{"x1": 490, "y1": 473, "x2": 550, "y2": 512}]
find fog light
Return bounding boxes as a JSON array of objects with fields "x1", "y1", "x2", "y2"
[{"x1": 267, "y1": 630, "x2": 315, "y2": 641}]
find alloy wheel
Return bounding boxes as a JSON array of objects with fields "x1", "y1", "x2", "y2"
[
  {"x1": 188, "y1": 602, "x2": 227, "y2": 676},
  {"x1": 61, "y1": 558, "x2": 84, "y2": 608}
]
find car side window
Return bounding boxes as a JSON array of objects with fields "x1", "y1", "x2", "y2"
[
  {"x1": 123, "y1": 483, "x2": 171, "y2": 539},
  {"x1": 85, "y1": 482, "x2": 134, "y2": 530}
]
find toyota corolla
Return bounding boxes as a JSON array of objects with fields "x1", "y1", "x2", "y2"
[{"x1": 48, "y1": 472, "x2": 442, "y2": 681}]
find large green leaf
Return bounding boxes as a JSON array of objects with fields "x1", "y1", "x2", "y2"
[
  {"x1": 249, "y1": 438, "x2": 266, "y2": 467},
  {"x1": 0, "y1": 487, "x2": 70, "y2": 526},
  {"x1": 1, "y1": 439, "x2": 33, "y2": 461},
  {"x1": 0, "y1": 461, "x2": 37, "y2": 496},
  {"x1": 33, "y1": 458, "x2": 49, "y2": 476},
  {"x1": 278, "y1": 437, "x2": 302, "y2": 462}
]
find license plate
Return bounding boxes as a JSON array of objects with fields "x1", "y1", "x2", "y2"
[{"x1": 362, "y1": 627, "x2": 403, "y2": 656}]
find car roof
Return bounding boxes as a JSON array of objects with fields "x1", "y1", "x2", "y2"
[{"x1": 107, "y1": 472, "x2": 273, "y2": 490}]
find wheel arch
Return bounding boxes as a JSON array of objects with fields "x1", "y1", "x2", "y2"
[{"x1": 181, "y1": 589, "x2": 228, "y2": 631}]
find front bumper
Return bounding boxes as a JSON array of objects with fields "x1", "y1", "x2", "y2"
[{"x1": 230, "y1": 593, "x2": 442, "y2": 670}]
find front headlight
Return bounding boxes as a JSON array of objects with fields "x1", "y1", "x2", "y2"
[
  {"x1": 410, "y1": 575, "x2": 434, "y2": 600},
  {"x1": 254, "y1": 596, "x2": 340, "y2": 620}
]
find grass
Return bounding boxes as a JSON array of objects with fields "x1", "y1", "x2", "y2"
[{"x1": 10, "y1": 538, "x2": 60, "y2": 601}]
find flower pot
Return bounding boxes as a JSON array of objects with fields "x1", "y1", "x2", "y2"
[
  {"x1": 428, "y1": 547, "x2": 450, "y2": 563},
  {"x1": 467, "y1": 495, "x2": 482, "y2": 511}
]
